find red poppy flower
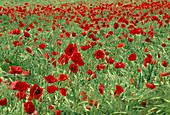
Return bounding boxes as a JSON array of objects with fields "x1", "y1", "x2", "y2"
[
  {"x1": 145, "y1": 83, "x2": 156, "y2": 89},
  {"x1": 64, "y1": 43, "x2": 78, "y2": 57},
  {"x1": 44, "y1": 53, "x2": 50, "y2": 59},
  {"x1": 161, "y1": 43, "x2": 166, "y2": 47},
  {"x1": 160, "y1": 72, "x2": 170, "y2": 77},
  {"x1": 117, "y1": 43, "x2": 125, "y2": 49},
  {"x1": 24, "y1": 31, "x2": 30, "y2": 37},
  {"x1": 72, "y1": 32, "x2": 77, "y2": 37},
  {"x1": 39, "y1": 43, "x2": 46, "y2": 49},
  {"x1": 44, "y1": 75, "x2": 57, "y2": 83},
  {"x1": 80, "y1": 91, "x2": 88, "y2": 101},
  {"x1": 98, "y1": 85, "x2": 104, "y2": 95},
  {"x1": 56, "y1": 110, "x2": 61, "y2": 115},
  {"x1": 128, "y1": 53, "x2": 137, "y2": 61},
  {"x1": 5, "y1": 59, "x2": 9, "y2": 63},
  {"x1": 114, "y1": 62, "x2": 126, "y2": 68},
  {"x1": 30, "y1": 84, "x2": 44, "y2": 100},
  {"x1": 49, "y1": 105, "x2": 54, "y2": 110},
  {"x1": 71, "y1": 53, "x2": 85, "y2": 66},
  {"x1": 47, "y1": 85, "x2": 58, "y2": 94},
  {"x1": 24, "y1": 102, "x2": 35, "y2": 114},
  {"x1": 80, "y1": 45, "x2": 91, "y2": 50},
  {"x1": 58, "y1": 54, "x2": 69, "y2": 66},
  {"x1": 48, "y1": 58, "x2": 57, "y2": 67},
  {"x1": 94, "y1": 100, "x2": 100, "y2": 107},
  {"x1": 10, "y1": 81, "x2": 30, "y2": 92},
  {"x1": 87, "y1": 69, "x2": 93, "y2": 75},
  {"x1": 144, "y1": 48, "x2": 148, "y2": 52},
  {"x1": 161, "y1": 60, "x2": 168, "y2": 67},
  {"x1": 113, "y1": 22, "x2": 119, "y2": 29},
  {"x1": 128, "y1": 38, "x2": 134, "y2": 42},
  {"x1": 137, "y1": 69, "x2": 141, "y2": 72},
  {"x1": 86, "y1": 107, "x2": 90, "y2": 110},
  {"x1": 58, "y1": 74, "x2": 67, "y2": 81},
  {"x1": 130, "y1": 79, "x2": 136, "y2": 85},
  {"x1": 114, "y1": 85, "x2": 124, "y2": 98},
  {"x1": 88, "y1": 99, "x2": 93, "y2": 106},
  {"x1": 19, "y1": 23, "x2": 25, "y2": 28},
  {"x1": 0, "y1": 98, "x2": 7, "y2": 106},
  {"x1": 57, "y1": 41, "x2": 62, "y2": 45},
  {"x1": 29, "y1": 23, "x2": 34, "y2": 28},
  {"x1": 94, "y1": 50, "x2": 105, "y2": 60},
  {"x1": 26, "y1": 48, "x2": 32, "y2": 53},
  {"x1": 92, "y1": 72, "x2": 97, "y2": 79},
  {"x1": 97, "y1": 64, "x2": 106, "y2": 70},
  {"x1": 141, "y1": 101, "x2": 149, "y2": 107},
  {"x1": 15, "y1": 91, "x2": 27, "y2": 100},
  {"x1": 106, "y1": 57, "x2": 115, "y2": 65},
  {"x1": 60, "y1": 88, "x2": 67, "y2": 96},
  {"x1": 51, "y1": 51, "x2": 59, "y2": 56},
  {"x1": 22, "y1": 70, "x2": 30, "y2": 75},
  {"x1": 158, "y1": 54, "x2": 160, "y2": 58},
  {"x1": 143, "y1": 55, "x2": 153, "y2": 67},
  {"x1": 69, "y1": 63, "x2": 78, "y2": 73},
  {"x1": 0, "y1": 78, "x2": 2, "y2": 83}
]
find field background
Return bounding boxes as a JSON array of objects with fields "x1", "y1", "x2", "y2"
[{"x1": 0, "y1": 0, "x2": 169, "y2": 115}]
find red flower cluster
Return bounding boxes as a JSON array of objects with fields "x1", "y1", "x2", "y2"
[
  {"x1": 7, "y1": 66, "x2": 23, "y2": 75},
  {"x1": 114, "y1": 85, "x2": 124, "y2": 98}
]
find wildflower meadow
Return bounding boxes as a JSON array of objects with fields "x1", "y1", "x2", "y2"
[{"x1": 0, "y1": 0, "x2": 169, "y2": 114}]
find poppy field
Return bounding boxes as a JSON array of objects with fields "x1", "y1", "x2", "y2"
[{"x1": 0, "y1": 0, "x2": 169, "y2": 114}]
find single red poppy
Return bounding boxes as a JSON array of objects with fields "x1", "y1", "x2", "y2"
[
  {"x1": 113, "y1": 22, "x2": 119, "y2": 29},
  {"x1": 60, "y1": 88, "x2": 67, "y2": 96},
  {"x1": 24, "y1": 102, "x2": 35, "y2": 114},
  {"x1": 160, "y1": 72, "x2": 170, "y2": 77},
  {"x1": 30, "y1": 84, "x2": 44, "y2": 100},
  {"x1": 80, "y1": 45, "x2": 91, "y2": 50},
  {"x1": 44, "y1": 75, "x2": 57, "y2": 83},
  {"x1": 56, "y1": 110, "x2": 61, "y2": 115},
  {"x1": 44, "y1": 53, "x2": 50, "y2": 59},
  {"x1": 39, "y1": 43, "x2": 46, "y2": 49},
  {"x1": 114, "y1": 85, "x2": 124, "y2": 98},
  {"x1": 58, "y1": 74, "x2": 67, "y2": 81},
  {"x1": 48, "y1": 105, "x2": 54, "y2": 110},
  {"x1": 26, "y1": 48, "x2": 32, "y2": 53},
  {"x1": 69, "y1": 63, "x2": 78, "y2": 73},
  {"x1": 161, "y1": 60, "x2": 168, "y2": 67},
  {"x1": 98, "y1": 85, "x2": 104, "y2": 95},
  {"x1": 15, "y1": 91, "x2": 27, "y2": 100},
  {"x1": 114, "y1": 62, "x2": 125, "y2": 68},
  {"x1": 128, "y1": 53, "x2": 137, "y2": 61},
  {"x1": 0, "y1": 98, "x2": 7, "y2": 106},
  {"x1": 71, "y1": 53, "x2": 85, "y2": 66},
  {"x1": 106, "y1": 57, "x2": 115, "y2": 65},
  {"x1": 23, "y1": 31, "x2": 30, "y2": 37},
  {"x1": 64, "y1": 43, "x2": 78, "y2": 57},
  {"x1": 87, "y1": 69, "x2": 93, "y2": 75},
  {"x1": 94, "y1": 50, "x2": 105, "y2": 60},
  {"x1": 145, "y1": 83, "x2": 156, "y2": 89},
  {"x1": 80, "y1": 91, "x2": 88, "y2": 101},
  {"x1": 130, "y1": 79, "x2": 136, "y2": 85},
  {"x1": 47, "y1": 85, "x2": 58, "y2": 94},
  {"x1": 117, "y1": 43, "x2": 125, "y2": 49},
  {"x1": 97, "y1": 64, "x2": 106, "y2": 70}
]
